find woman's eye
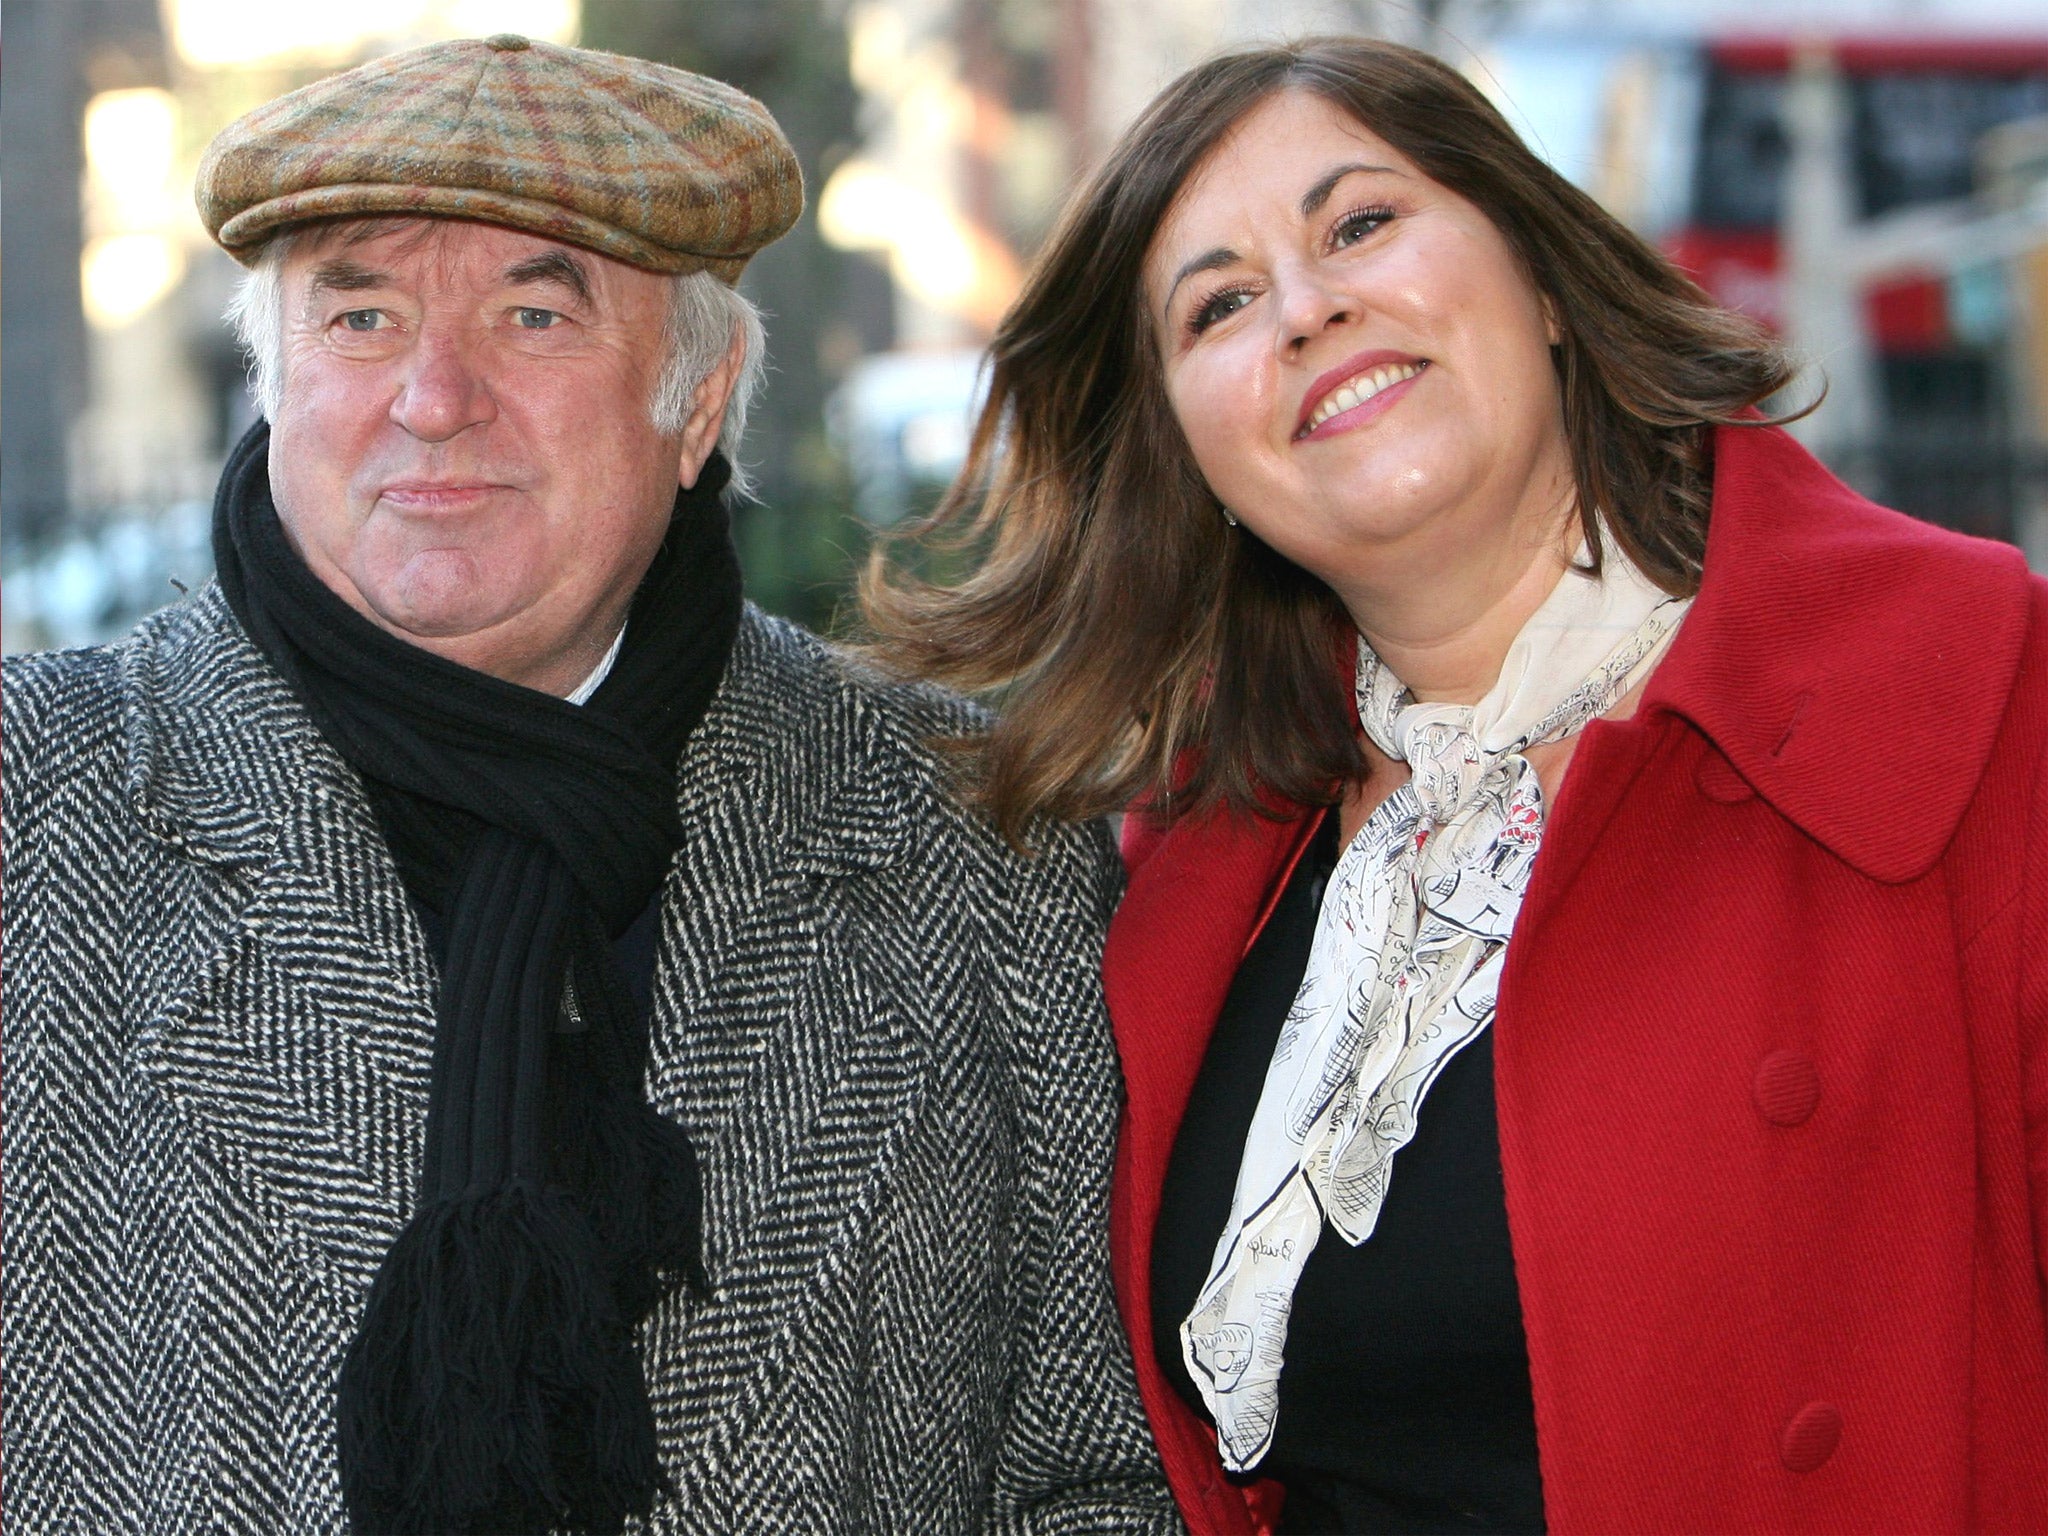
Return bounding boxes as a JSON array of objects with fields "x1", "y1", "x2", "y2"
[
  {"x1": 339, "y1": 309, "x2": 387, "y2": 332},
  {"x1": 1189, "y1": 287, "x2": 1253, "y2": 335},
  {"x1": 515, "y1": 307, "x2": 561, "y2": 330},
  {"x1": 1332, "y1": 205, "x2": 1395, "y2": 249}
]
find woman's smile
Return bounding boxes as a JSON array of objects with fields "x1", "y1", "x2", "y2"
[{"x1": 1295, "y1": 353, "x2": 1429, "y2": 439}]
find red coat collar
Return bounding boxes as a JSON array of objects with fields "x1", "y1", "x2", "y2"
[{"x1": 1640, "y1": 425, "x2": 2031, "y2": 882}]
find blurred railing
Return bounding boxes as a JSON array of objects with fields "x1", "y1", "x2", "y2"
[
  {"x1": 2, "y1": 501, "x2": 215, "y2": 654},
  {"x1": 1831, "y1": 436, "x2": 2048, "y2": 556},
  {"x1": 6, "y1": 430, "x2": 2044, "y2": 657}
]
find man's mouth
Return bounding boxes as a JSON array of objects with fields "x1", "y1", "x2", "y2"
[
  {"x1": 378, "y1": 482, "x2": 506, "y2": 510},
  {"x1": 1296, "y1": 356, "x2": 1429, "y2": 439}
]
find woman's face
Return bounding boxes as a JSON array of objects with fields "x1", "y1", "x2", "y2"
[{"x1": 1144, "y1": 90, "x2": 1576, "y2": 603}]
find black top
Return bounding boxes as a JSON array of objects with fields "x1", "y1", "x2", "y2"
[{"x1": 1151, "y1": 813, "x2": 1545, "y2": 1535}]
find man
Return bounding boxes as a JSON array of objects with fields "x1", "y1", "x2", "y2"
[{"x1": 1, "y1": 36, "x2": 1175, "y2": 1536}]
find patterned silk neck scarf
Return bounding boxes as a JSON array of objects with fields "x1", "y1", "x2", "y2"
[{"x1": 1180, "y1": 539, "x2": 1691, "y2": 1473}]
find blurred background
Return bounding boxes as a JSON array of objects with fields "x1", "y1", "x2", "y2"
[{"x1": 6, "y1": 0, "x2": 2048, "y2": 653}]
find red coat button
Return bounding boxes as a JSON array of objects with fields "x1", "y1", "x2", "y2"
[
  {"x1": 1694, "y1": 751, "x2": 1756, "y2": 803},
  {"x1": 1780, "y1": 1402, "x2": 1842, "y2": 1473},
  {"x1": 1753, "y1": 1051, "x2": 1821, "y2": 1126}
]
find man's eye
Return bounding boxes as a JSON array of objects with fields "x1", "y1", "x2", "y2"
[
  {"x1": 340, "y1": 310, "x2": 387, "y2": 332},
  {"x1": 515, "y1": 308, "x2": 561, "y2": 329}
]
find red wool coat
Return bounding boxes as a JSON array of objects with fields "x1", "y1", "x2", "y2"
[{"x1": 1104, "y1": 425, "x2": 2048, "y2": 1535}]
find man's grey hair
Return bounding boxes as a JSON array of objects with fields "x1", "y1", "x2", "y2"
[{"x1": 225, "y1": 226, "x2": 769, "y2": 497}]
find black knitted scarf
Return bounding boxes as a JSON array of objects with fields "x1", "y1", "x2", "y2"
[{"x1": 213, "y1": 423, "x2": 742, "y2": 1535}]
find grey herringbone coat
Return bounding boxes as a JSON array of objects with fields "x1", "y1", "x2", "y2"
[{"x1": 1, "y1": 589, "x2": 1179, "y2": 1536}]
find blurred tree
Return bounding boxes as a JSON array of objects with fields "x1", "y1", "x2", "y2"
[
  {"x1": 4, "y1": 1, "x2": 90, "y2": 552},
  {"x1": 580, "y1": 0, "x2": 874, "y2": 632},
  {"x1": 3, "y1": 0, "x2": 171, "y2": 554}
]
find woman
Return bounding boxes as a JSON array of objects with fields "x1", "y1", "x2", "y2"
[{"x1": 864, "y1": 37, "x2": 2048, "y2": 1536}]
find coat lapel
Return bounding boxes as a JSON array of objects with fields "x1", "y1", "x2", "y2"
[
  {"x1": 1104, "y1": 800, "x2": 1312, "y2": 1536},
  {"x1": 121, "y1": 590, "x2": 439, "y2": 1322},
  {"x1": 617, "y1": 612, "x2": 939, "y2": 1492}
]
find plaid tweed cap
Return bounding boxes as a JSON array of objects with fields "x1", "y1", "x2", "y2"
[{"x1": 196, "y1": 34, "x2": 803, "y2": 282}]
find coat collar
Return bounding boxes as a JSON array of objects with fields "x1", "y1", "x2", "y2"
[
  {"x1": 1636, "y1": 424, "x2": 2033, "y2": 883},
  {"x1": 119, "y1": 586, "x2": 910, "y2": 879}
]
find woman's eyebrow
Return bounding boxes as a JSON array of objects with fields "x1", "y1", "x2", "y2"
[
  {"x1": 1299, "y1": 161, "x2": 1400, "y2": 216},
  {"x1": 1162, "y1": 247, "x2": 1241, "y2": 320},
  {"x1": 1160, "y1": 161, "x2": 1408, "y2": 319}
]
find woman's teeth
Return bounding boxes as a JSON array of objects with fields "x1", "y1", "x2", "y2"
[{"x1": 1303, "y1": 361, "x2": 1424, "y2": 433}]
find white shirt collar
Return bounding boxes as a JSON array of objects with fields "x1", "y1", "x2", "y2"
[{"x1": 564, "y1": 626, "x2": 626, "y2": 706}]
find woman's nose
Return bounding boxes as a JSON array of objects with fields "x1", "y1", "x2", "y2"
[
  {"x1": 389, "y1": 330, "x2": 497, "y2": 442},
  {"x1": 1274, "y1": 266, "x2": 1357, "y2": 354}
]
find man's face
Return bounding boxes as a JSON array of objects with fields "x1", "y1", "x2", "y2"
[{"x1": 268, "y1": 218, "x2": 723, "y2": 693}]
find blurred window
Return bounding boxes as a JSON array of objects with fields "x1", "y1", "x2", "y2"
[
  {"x1": 1694, "y1": 68, "x2": 1789, "y2": 230},
  {"x1": 1852, "y1": 73, "x2": 2048, "y2": 217},
  {"x1": 1694, "y1": 61, "x2": 2048, "y2": 231}
]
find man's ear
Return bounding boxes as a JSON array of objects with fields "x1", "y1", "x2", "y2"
[{"x1": 677, "y1": 325, "x2": 747, "y2": 490}]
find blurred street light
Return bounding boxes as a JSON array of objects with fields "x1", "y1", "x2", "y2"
[
  {"x1": 818, "y1": 157, "x2": 1022, "y2": 329},
  {"x1": 81, "y1": 87, "x2": 187, "y2": 329}
]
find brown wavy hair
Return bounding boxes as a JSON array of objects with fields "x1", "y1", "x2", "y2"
[{"x1": 860, "y1": 36, "x2": 1795, "y2": 841}]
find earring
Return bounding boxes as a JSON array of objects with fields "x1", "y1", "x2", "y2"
[{"x1": 1221, "y1": 506, "x2": 1239, "y2": 527}]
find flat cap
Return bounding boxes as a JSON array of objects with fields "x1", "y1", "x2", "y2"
[{"x1": 196, "y1": 34, "x2": 803, "y2": 282}]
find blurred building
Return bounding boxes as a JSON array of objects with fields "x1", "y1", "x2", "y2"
[
  {"x1": 3, "y1": 0, "x2": 169, "y2": 552},
  {"x1": 827, "y1": 0, "x2": 2048, "y2": 561},
  {"x1": 1480, "y1": 22, "x2": 2048, "y2": 561},
  {"x1": 8, "y1": 0, "x2": 2048, "y2": 654}
]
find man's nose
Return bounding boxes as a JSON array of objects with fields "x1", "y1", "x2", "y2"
[{"x1": 389, "y1": 330, "x2": 497, "y2": 441}]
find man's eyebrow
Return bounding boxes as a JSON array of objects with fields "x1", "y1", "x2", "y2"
[
  {"x1": 1299, "y1": 161, "x2": 1401, "y2": 217},
  {"x1": 305, "y1": 259, "x2": 388, "y2": 296},
  {"x1": 1162, "y1": 247, "x2": 1242, "y2": 321},
  {"x1": 502, "y1": 250, "x2": 592, "y2": 305}
]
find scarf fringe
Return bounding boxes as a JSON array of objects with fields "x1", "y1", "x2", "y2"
[
  {"x1": 545, "y1": 971, "x2": 708, "y2": 1316},
  {"x1": 336, "y1": 1184, "x2": 664, "y2": 1536},
  {"x1": 596, "y1": 1099, "x2": 708, "y2": 1315}
]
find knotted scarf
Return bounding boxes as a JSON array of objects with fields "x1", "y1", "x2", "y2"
[
  {"x1": 213, "y1": 422, "x2": 742, "y2": 1533},
  {"x1": 1181, "y1": 538, "x2": 1689, "y2": 1473}
]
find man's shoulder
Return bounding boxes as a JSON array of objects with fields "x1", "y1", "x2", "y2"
[
  {"x1": 708, "y1": 607, "x2": 1116, "y2": 896},
  {"x1": 3, "y1": 633, "x2": 136, "y2": 802},
  {"x1": 4, "y1": 587, "x2": 243, "y2": 725},
  {"x1": 3, "y1": 639, "x2": 124, "y2": 726},
  {"x1": 710, "y1": 604, "x2": 986, "y2": 804},
  {"x1": 726, "y1": 603, "x2": 989, "y2": 744},
  {"x1": 2, "y1": 588, "x2": 300, "y2": 846}
]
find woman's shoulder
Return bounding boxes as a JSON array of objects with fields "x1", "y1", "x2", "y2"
[
  {"x1": 1650, "y1": 429, "x2": 2044, "y2": 883},
  {"x1": 1689, "y1": 424, "x2": 2037, "y2": 735},
  {"x1": 1705, "y1": 424, "x2": 2030, "y2": 627}
]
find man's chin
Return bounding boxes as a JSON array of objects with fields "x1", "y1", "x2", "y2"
[
  {"x1": 362, "y1": 585, "x2": 526, "y2": 659},
  {"x1": 384, "y1": 604, "x2": 518, "y2": 645},
  {"x1": 357, "y1": 553, "x2": 523, "y2": 641}
]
